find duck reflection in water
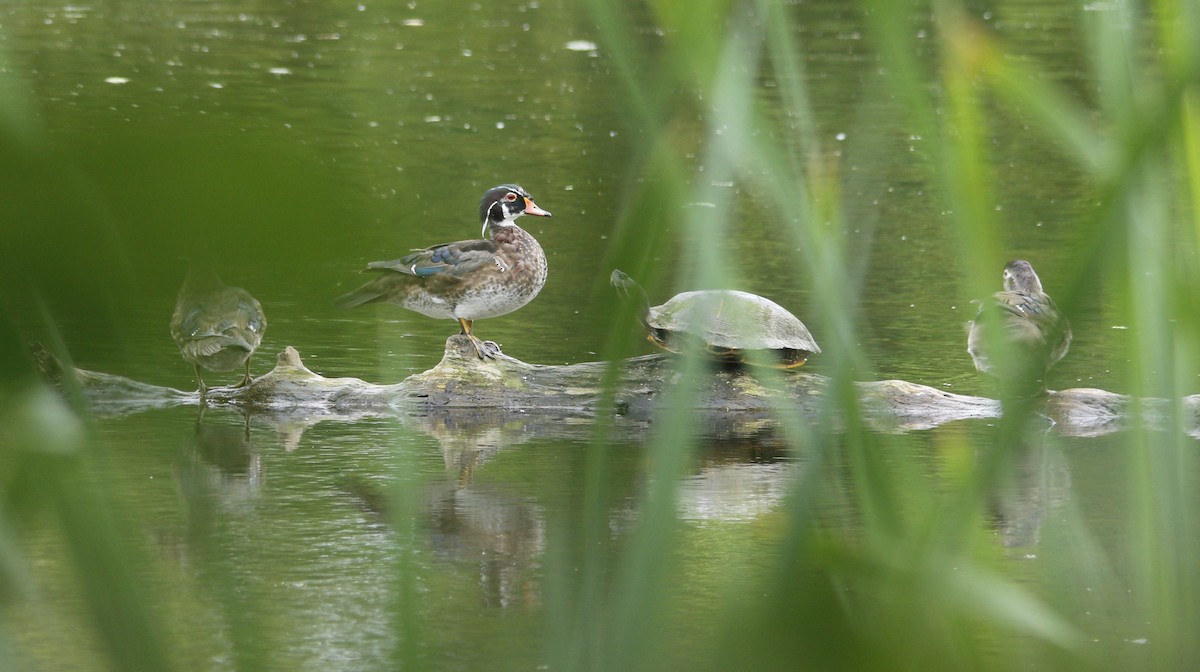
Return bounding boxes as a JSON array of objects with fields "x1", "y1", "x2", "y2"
[
  {"x1": 985, "y1": 431, "x2": 1072, "y2": 551},
  {"x1": 425, "y1": 483, "x2": 546, "y2": 609},
  {"x1": 339, "y1": 415, "x2": 547, "y2": 610},
  {"x1": 191, "y1": 406, "x2": 258, "y2": 478},
  {"x1": 340, "y1": 476, "x2": 546, "y2": 610},
  {"x1": 170, "y1": 264, "x2": 267, "y2": 397},
  {"x1": 178, "y1": 409, "x2": 264, "y2": 543}
]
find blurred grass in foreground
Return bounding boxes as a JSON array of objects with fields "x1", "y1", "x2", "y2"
[
  {"x1": 581, "y1": 0, "x2": 1200, "y2": 670},
  {"x1": 0, "y1": 0, "x2": 1198, "y2": 670}
]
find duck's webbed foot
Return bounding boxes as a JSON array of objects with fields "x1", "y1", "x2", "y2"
[
  {"x1": 457, "y1": 317, "x2": 501, "y2": 359},
  {"x1": 234, "y1": 363, "x2": 254, "y2": 388},
  {"x1": 467, "y1": 334, "x2": 502, "y2": 359}
]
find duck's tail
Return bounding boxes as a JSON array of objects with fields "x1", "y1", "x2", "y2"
[{"x1": 334, "y1": 282, "x2": 386, "y2": 309}]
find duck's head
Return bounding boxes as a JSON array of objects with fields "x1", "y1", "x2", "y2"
[
  {"x1": 479, "y1": 184, "x2": 552, "y2": 236},
  {"x1": 1002, "y1": 259, "x2": 1044, "y2": 293}
]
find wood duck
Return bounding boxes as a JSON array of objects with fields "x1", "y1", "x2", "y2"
[
  {"x1": 335, "y1": 184, "x2": 552, "y2": 359},
  {"x1": 170, "y1": 265, "x2": 267, "y2": 395},
  {"x1": 967, "y1": 259, "x2": 1071, "y2": 392}
]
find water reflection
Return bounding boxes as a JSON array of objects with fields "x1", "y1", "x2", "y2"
[
  {"x1": 325, "y1": 415, "x2": 805, "y2": 613},
  {"x1": 336, "y1": 420, "x2": 549, "y2": 611},
  {"x1": 415, "y1": 412, "x2": 523, "y2": 482},
  {"x1": 986, "y1": 431, "x2": 1072, "y2": 552},
  {"x1": 678, "y1": 445, "x2": 798, "y2": 523},
  {"x1": 193, "y1": 408, "x2": 259, "y2": 477},
  {"x1": 410, "y1": 412, "x2": 550, "y2": 610},
  {"x1": 176, "y1": 407, "x2": 264, "y2": 557},
  {"x1": 423, "y1": 482, "x2": 546, "y2": 610},
  {"x1": 181, "y1": 407, "x2": 263, "y2": 501}
]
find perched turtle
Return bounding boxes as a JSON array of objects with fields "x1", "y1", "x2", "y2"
[
  {"x1": 967, "y1": 259, "x2": 1071, "y2": 392},
  {"x1": 610, "y1": 269, "x2": 820, "y2": 368},
  {"x1": 171, "y1": 265, "x2": 267, "y2": 395}
]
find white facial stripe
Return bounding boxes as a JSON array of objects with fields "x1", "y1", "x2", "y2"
[
  {"x1": 483, "y1": 195, "x2": 523, "y2": 236},
  {"x1": 484, "y1": 199, "x2": 502, "y2": 236}
]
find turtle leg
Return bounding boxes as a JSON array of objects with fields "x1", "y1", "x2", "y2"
[
  {"x1": 705, "y1": 344, "x2": 744, "y2": 367},
  {"x1": 457, "y1": 318, "x2": 501, "y2": 359},
  {"x1": 778, "y1": 349, "x2": 809, "y2": 369}
]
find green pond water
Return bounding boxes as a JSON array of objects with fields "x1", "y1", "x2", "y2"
[{"x1": 0, "y1": 1, "x2": 1188, "y2": 670}]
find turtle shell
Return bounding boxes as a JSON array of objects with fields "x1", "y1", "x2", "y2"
[{"x1": 645, "y1": 290, "x2": 820, "y2": 367}]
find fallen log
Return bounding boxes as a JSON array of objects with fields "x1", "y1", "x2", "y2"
[{"x1": 33, "y1": 335, "x2": 1186, "y2": 438}]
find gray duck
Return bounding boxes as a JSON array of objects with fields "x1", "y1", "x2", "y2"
[
  {"x1": 170, "y1": 266, "x2": 267, "y2": 394},
  {"x1": 967, "y1": 259, "x2": 1071, "y2": 391}
]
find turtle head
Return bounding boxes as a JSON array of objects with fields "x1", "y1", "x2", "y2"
[{"x1": 611, "y1": 269, "x2": 652, "y2": 330}]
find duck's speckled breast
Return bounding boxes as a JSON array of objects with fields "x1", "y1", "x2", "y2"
[{"x1": 452, "y1": 224, "x2": 547, "y2": 319}]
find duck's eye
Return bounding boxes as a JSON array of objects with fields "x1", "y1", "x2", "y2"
[{"x1": 505, "y1": 193, "x2": 518, "y2": 202}]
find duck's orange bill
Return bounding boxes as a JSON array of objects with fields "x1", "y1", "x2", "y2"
[{"x1": 523, "y1": 198, "x2": 552, "y2": 217}]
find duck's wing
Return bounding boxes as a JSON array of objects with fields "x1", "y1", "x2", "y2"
[
  {"x1": 991, "y1": 291, "x2": 1068, "y2": 341},
  {"x1": 366, "y1": 239, "x2": 501, "y2": 278},
  {"x1": 173, "y1": 287, "x2": 265, "y2": 350},
  {"x1": 215, "y1": 287, "x2": 267, "y2": 349},
  {"x1": 968, "y1": 289, "x2": 1072, "y2": 378}
]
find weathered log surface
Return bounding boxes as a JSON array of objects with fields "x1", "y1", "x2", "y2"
[{"x1": 37, "y1": 335, "x2": 1191, "y2": 438}]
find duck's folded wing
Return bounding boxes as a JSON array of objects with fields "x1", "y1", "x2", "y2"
[
  {"x1": 367, "y1": 239, "x2": 500, "y2": 277},
  {"x1": 990, "y1": 291, "x2": 1067, "y2": 345}
]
